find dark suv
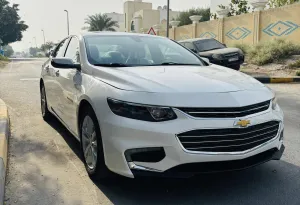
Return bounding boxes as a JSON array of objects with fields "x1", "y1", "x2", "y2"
[{"x1": 179, "y1": 38, "x2": 244, "y2": 70}]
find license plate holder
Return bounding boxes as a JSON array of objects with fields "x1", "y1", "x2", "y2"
[{"x1": 229, "y1": 57, "x2": 239, "y2": 62}]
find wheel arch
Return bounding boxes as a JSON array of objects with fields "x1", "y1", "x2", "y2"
[
  {"x1": 77, "y1": 96, "x2": 98, "y2": 138},
  {"x1": 40, "y1": 78, "x2": 44, "y2": 89}
]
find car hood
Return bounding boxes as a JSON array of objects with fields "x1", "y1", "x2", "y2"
[
  {"x1": 93, "y1": 64, "x2": 265, "y2": 93},
  {"x1": 199, "y1": 48, "x2": 240, "y2": 57}
]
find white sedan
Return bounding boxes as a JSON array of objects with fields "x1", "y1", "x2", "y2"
[{"x1": 40, "y1": 32, "x2": 285, "y2": 180}]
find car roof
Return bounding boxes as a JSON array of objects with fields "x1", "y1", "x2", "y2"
[
  {"x1": 79, "y1": 31, "x2": 166, "y2": 38},
  {"x1": 178, "y1": 38, "x2": 213, "y2": 43}
]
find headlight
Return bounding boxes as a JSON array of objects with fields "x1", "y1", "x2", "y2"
[
  {"x1": 271, "y1": 97, "x2": 278, "y2": 110},
  {"x1": 237, "y1": 49, "x2": 244, "y2": 56},
  {"x1": 212, "y1": 54, "x2": 223, "y2": 60},
  {"x1": 107, "y1": 98, "x2": 177, "y2": 122}
]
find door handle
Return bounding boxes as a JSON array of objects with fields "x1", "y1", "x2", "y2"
[
  {"x1": 45, "y1": 66, "x2": 49, "y2": 72},
  {"x1": 55, "y1": 70, "x2": 60, "y2": 77}
]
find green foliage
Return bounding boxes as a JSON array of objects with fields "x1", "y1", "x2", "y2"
[
  {"x1": 288, "y1": 60, "x2": 300, "y2": 68},
  {"x1": 233, "y1": 43, "x2": 250, "y2": 54},
  {"x1": 84, "y1": 13, "x2": 119, "y2": 31},
  {"x1": 0, "y1": 0, "x2": 28, "y2": 45},
  {"x1": 228, "y1": 0, "x2": 250, "y2": 16},
  {"x1": 40, "y1": 41, "x2": 55, "y2": 52},
  {"x1": 213, "y1": 0, "x2": 250, "y2": 19},
  {"x1": 296, "y1": 70, "x2": 300, "y2": 76},
  {"x1": 29, "y1": 47, "x2": 41, "y2": 57},
  {"x1": 268, "y1": 0, "x2": 299, "y2": 8},
  {"x1": 176, "y1": 8, "x2": 210, "y2": 26},
  {"x1": 0, "y1": 55, "x2": 9, "y2": 61},
  {"x1": 247, "y1": 39, "x2": 300, "y2": 65},
  {"x1": 3, "y1": 45, "x2": 13, "y2": 57},
  {"x1": 37, "y1": 53, "x2": 44, "y2": 58}
]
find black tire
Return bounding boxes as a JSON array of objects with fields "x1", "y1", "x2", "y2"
[
  {"x1": 232, "y1": 65, "x2": 240, "y2": 71},
  {"x1": 40, "y1": 84, "x2": 52, "y2": 121},
  {"x1": 80, "y1": 106, "x2": 112, "y2": 180}
]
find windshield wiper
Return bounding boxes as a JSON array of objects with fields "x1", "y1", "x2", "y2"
[
  {"x1": 160, "y1": 62, "x2": 201, "y2": 66},
  {"x1": 93, "y1": 63, "x2": 130, "y2": 67}
]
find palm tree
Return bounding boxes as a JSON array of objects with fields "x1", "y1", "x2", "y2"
[{"x1": 84, "y1": 14, "x2": 119, "y2": 31}]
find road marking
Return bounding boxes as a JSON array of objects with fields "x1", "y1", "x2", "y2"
[{"x1": 20, "y1": 78, "x2": 40, "y2": 81}]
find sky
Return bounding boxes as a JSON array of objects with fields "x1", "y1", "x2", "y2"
[{"x1": 8, "y1": 0, "x2": 210, "y2": 52}]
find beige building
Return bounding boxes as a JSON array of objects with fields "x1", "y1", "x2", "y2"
[
  {"x1": 123, "y1": 0, "x2": 181, "y2": 33},
  {"x1": 105, "y1": 12, "x2": 125, "y2": 32}
]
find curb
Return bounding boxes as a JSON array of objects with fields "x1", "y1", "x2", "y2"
[
  {"x1": 0, "y1": 99, "x2": 9, "y2": 205},
  {"x1": 254, "y1": 77, "x2": 300, "y2": 84}
]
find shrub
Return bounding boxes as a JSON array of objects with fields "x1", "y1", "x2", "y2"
[
  {"x1": 0, "y1": 55, "x2": 10, "y2": 61},
  {"x1": 233, "y1": 43, "x2": 250, "y2": 54},
  {"x1": 296, "y1": 70, "x2": 300, "y2": 76},
  {"x1": 247, "y1": 39, "x2": 300, "y2": 65},
  {"x1": 288, "y1": 60, "x2": 300, "y2": 69}
]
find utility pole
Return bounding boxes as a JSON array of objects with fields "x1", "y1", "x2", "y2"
[
  {"x1": 64, "y1": 10, "x2": 70, "y2": 36},
  {"x1": 166, "y1": 0, "x2": 170, "y2": 38},
  {"x1": 41, "y1": 29, "x2": 46, "y2": 44}
]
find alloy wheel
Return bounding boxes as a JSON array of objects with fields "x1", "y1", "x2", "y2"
[
  {"x1": 82, "y1": 115, "x2": 98, "y2": 170},
  {"x1": 41, "y1": 87, "x2": 46, "y2": 116}
]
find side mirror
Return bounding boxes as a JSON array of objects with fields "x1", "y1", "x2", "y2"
[
  {"x1": 201, "y1": 57, "x2": 210, "y2": 64},
  {"x1": 51, "y1": 57, "x2": 81, "y2": 71},
  {"x1": 223, "y1": 43, "x2": 227, "y2": 47}
]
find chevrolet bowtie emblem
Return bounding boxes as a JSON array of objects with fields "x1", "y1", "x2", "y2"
[{"x1": 236, "y1": 120, "x2": 251, "y2": 127}]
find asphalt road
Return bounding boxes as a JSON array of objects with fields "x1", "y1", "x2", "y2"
[{"x1": 0, "y1": 59, "x2": 300, "y2": 205}]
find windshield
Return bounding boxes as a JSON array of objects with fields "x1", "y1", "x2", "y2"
[
  {"x1": 194, "y1": 39, "x2": 226, "y2": 52},
  {"x1": 84, "y1": 35, "x2": 204, "y2": 67}
]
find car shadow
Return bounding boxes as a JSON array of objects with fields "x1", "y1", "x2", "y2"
[
  {"x1": 46, "y1": 116, "x2": 83, "y2": 162},
  {"x1": 46, "y1": 116, "x2": 300, "y2": 205},
  {"x1": 95, "y1": 161, "x2": 300, "y2": 205}
]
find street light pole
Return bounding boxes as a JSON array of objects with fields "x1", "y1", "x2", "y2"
[
  {"x1": 41, "y1": 29, "x2": 46, "y2": 44},
  {"x1": 64, "y1": 10, "x2": 70, "y2": 36},
  {"x1": 166, "y1": 0, "x2": 170, "y2": 38}
]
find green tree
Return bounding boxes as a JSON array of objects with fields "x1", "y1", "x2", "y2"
[
  {"x1": 84, "y1": 14, "x2": 119, "y2": 31},
  {"x1": 268, "y1": 0, "x2": 299, "y2": 7},
  {"x1": 40, "y1": 41, "x2": 55, "y2": 52},
  {"x1": 176, "y1": 8, "x2": 210, "y2": 26},
  {"x1": 212, "y1": 0, "x2": 250, "y2": 19},
  {"x1": 29, "y1": 47, "x2": 40, "y2": 57},
  {"x1": 3, "y1": 45, "x2": 13, "y2": 57},
  {"x1": 0, "y1": 0, "x2": 28, "y2": 45},
  {"x1": 227, "y1": 0, "x2": 250, "y2": 16}
]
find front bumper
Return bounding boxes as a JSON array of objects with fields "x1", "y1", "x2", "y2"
[
  {"x1": 131, "y1": 145, "x2": 285, "y2": 178},
  {"x1": 210, "y1": 58, "x2": 244, "y2": 70},
  {"x1": 100, "y1": 105, "x2": 284, "y2": 178}
]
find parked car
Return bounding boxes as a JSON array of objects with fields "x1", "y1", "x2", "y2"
[
  {"x1": 40, "y1": 32, "x2": 284, "y2": 180},
  {"x1": 178, "y1": 38, "x2": 244, "y2": 70}
]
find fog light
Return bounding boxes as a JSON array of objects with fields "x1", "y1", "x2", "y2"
[{"x1": 125, "y1": 147, "x2": 165, "y2": 163}]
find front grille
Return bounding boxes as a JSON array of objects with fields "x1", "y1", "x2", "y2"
[
  {"x1": 224, "y1": 52, "x2": 239, "y2": 58},
  {"x1": 176, "y1": 100, "x2": 270, "y2": 118},
  {"x1": 177, "y1": 121, "x2": 280, "y2": 153}
]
